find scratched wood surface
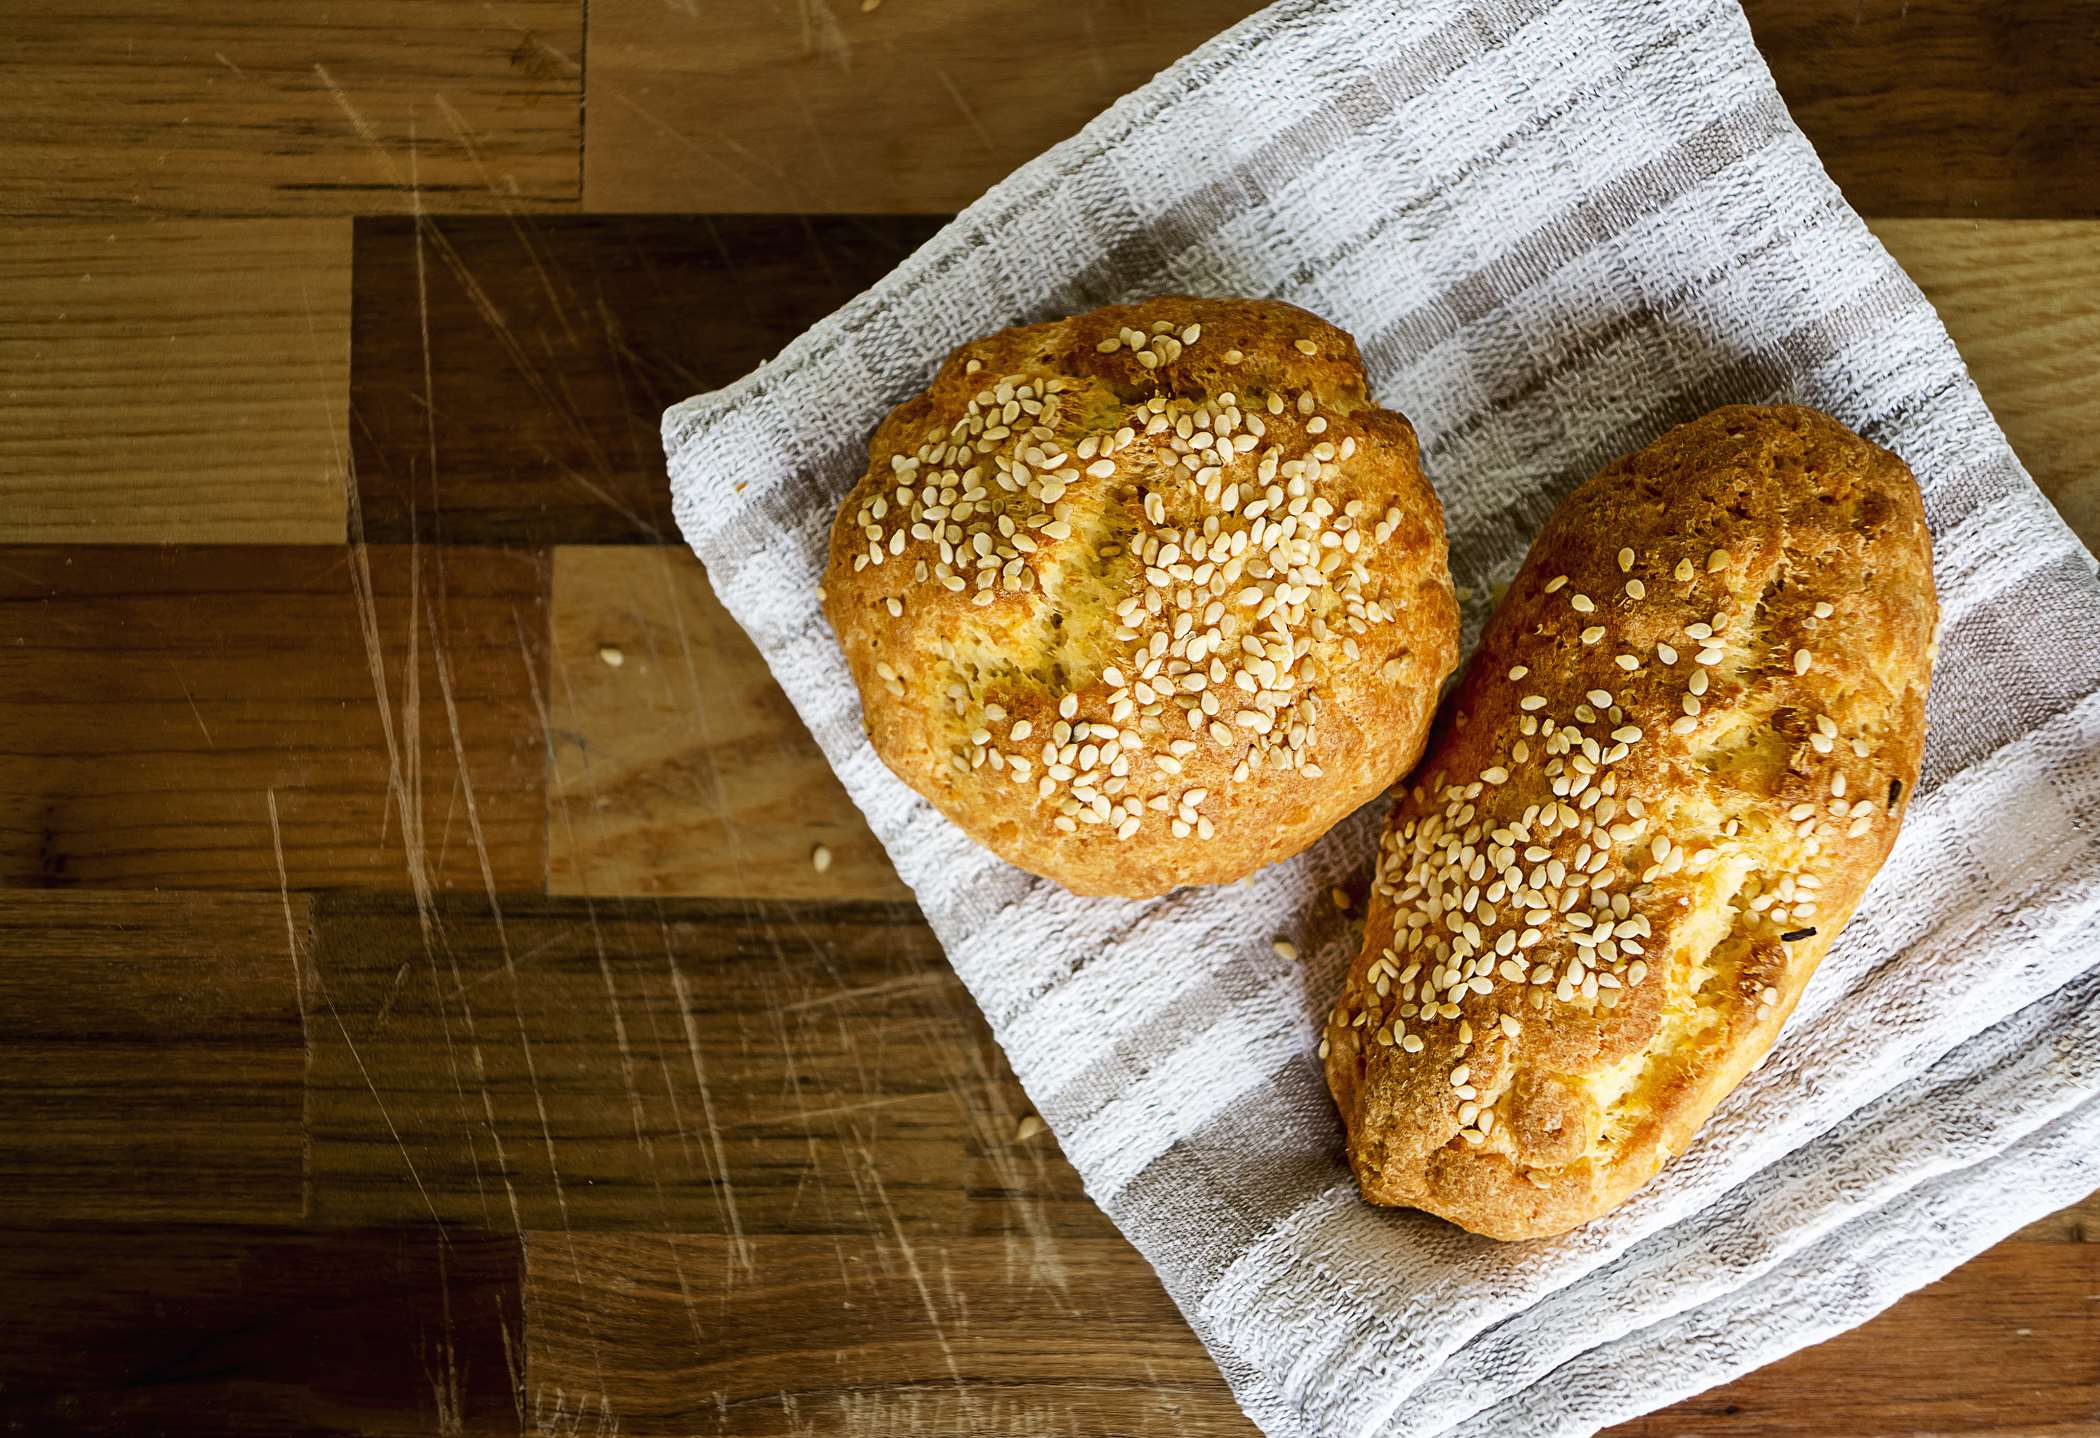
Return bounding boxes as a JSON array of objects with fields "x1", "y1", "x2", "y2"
[{"x1": 0, "y1": 2, "x2": 2096, "y2": 1435}]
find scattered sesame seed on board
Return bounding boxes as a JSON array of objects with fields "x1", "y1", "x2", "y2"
[
  {"x1": 598, "y1": 645, "x2": 625, "y2": 668},
  {"x1": 810, "y1": 844, "x2": 833, "y2": 874},
  {"x1": 1015, "y1": 1114, "x2": 1046, "y2": 1141},
  {"x1": 1273, "y1": 939, "x2": 1300, "y2": 962}
]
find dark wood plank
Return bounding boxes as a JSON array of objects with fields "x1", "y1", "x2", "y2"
[
  {"x1": 1612, "y1": 1239, "x2": 2100, "y2": 1437},
  {"x1": 0, "y1": 890, "x2": 305, "y2": 1225},
  {"x1": 0, "y1": 1226, "x2": 523, "y2": 1436},
  {"x1": 305, "y1": 893, "x2": 1053, "y2": 1237},
  {"x1": 1744, "y1": 0, "x2": 2100, "y2": 218},
  {"x1": 523, "y1": 1234, "x2": 1254, "y2": 1437},
  {"x1": 0, "y1": 1, "x2": 581, "y2": 217},
  {"x1": 347, "y1": 214, "x2": 943, "y2": 544},
  {"x1": 0, "y1": 219, "x2": 351, "y2": 543},
  {"x1": 546, "y1": 546, "x2": 908, "y2": 902},
  {"x1": 0, "y1": 545, "x2": 547, "y2": 891}
]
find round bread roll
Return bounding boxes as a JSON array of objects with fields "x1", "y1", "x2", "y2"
[{"x1": 822, "y1": 296, "x2": 1459, "y2": 897}]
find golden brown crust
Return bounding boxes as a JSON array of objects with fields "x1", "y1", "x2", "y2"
[
  {"x1": 1323, "y1": 405, "x2": 1937, "y2": 1239},
  {"x1": 823, "y1": 297, "x2": 1459, "y2": 897}
]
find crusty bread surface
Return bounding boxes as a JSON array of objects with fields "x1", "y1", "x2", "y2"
[
  {"x1": 1322, "y1": 405, "x2": 1937, "y2": 1240},
  {"x1": 823, "y1": 297, "x2": 1459, "y2": 898}
]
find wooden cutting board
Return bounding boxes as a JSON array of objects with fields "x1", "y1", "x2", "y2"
[{"x1": 0, "y1": 3, "x2": 2094, "y2": 1434}]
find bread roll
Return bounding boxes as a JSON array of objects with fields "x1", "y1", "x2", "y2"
[
  {"x1": 823, "y1": 297, "x2": 1459, "y2": 898},
  {"x1": 1323, "y1": 405, "x2": 1936, "y2": 1239}
]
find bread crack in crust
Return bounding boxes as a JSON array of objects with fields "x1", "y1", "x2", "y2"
[
  {"x1": 824, "y1": 297, "x2": 1459, "y2": 898},
  {"x1": 1323, "y1": 406, "x2": 1936, "y2": 1239}
]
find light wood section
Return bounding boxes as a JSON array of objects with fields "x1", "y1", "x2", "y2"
[
  {"x1": 581, "y1": 0, "x2": 1261, "y2": 213},
  {"x1": 0, "y1": 890, "x2": 306, "y2": 1225},
  {"x1": 0, "y1": 1, "x2": 581, "y2": 216},
  {"x1": 546, "y1": 546, "x2": 907, "y2": 901},
  {"x1": 523, "y1": 1234, "x2": 1253, "y2": 1437},
  {"x1": 0, "y1": 220, "x2": 350, "y2": 543},
  {"x1": 1871, "y1": 219, "x2": 2100, "y2": 549},
  {"x1": 0, "y1": 545, "x2": 548, "y2": 891}
]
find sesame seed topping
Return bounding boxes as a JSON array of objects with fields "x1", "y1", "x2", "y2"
[
  {"x1": 1508, "y1": 665, "x2": 1529, "y2": 680},
  {"x1": 1580, "y1": 626, "x2": 1605, "y2": 645},
  {"x1": 1813, "y1": 601, "x2": 1835, "y2": 619},
  {"x1": 1617, "y1": 547, "x2": 1635, "y2": 572},
  {"x1": 1673, "y1": 558, "x2": 1695, "y2": 581},
  {"x1": 1570, "y1": 593, "x2": 1595, "y2": 614},
  {"x1": 1545, "y1": 575, "x2": 1568, "y2": 594},
  {"x1": 1223, "y1": 348, "x2": 1244, "y2": 364},
  {"x1": 1794, "y1": 648, "x2": 1812, "y2": 674},
  {"x1": 1520, "y1": 694, "x2": 1548, "y2": 711},
  {"x1": 1615, "y1": 653, "x2": 1639, "y2": 671},
  {"x1": 1707, "y1": 548, "x2": 1730, "y2": 573},
  {"x1": 1625, "y1": 579, "x2": 1646, "y2": 599},
  {"x1": 1294, "y1": 338, "x2": 1319, "y2": 355}
]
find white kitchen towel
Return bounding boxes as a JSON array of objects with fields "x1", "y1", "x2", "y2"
[{"x1": 661, "y1": 1, "x2": 2100, "y2": 1433}]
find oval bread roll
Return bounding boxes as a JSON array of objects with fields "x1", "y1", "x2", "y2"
[
  {"x1": 1323, "y1": 405, "x2": 1937, "y2": 1240},
  {"x1": 823, "y1": 297, "x2": 1459, "y2": 898}
]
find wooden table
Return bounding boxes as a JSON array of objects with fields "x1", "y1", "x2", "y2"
[{"x1": 0, "y1": 3, "x2": 2094, "y2": 1434}]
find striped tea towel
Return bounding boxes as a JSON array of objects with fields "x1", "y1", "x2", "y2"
[{"x1": 662, "y1": 1, "x2": 2100, "y2": 1432}]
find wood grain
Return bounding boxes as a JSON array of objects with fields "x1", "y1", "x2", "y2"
[
  {"x1": 0, "y1": 545, "x2": 548, "y2": 891},
  {"x1": 0, "y1": 1227, "x2": 524, "y2": 1436},
  {"x1": 1743, "y1": 0, "x2": 2100, "y2": 218},
  {"x1": 0, "y1": 1, "x2": 581, "y2": 217},
  {"x1": 582, "y1": 0, "x2": 2100, "y2": 217},
  {"x1": 523, "y1": 1234, "x2": 1253, "y2": 1437},
  {"x1": 0, "y1": 220, "x2": 350, "y2": 544},
  {"x1": 305, "y1": 894, "x2": 1042, "y2": 1235},
  {"x1": 347, "y1": 214, "x2": 942, "y2": 544},
  {"x1": 547, "y1": 547, "x2": 907, "y2": 901},
  {"x1": 582, "y1": 0, "x2": 1261, "y2": 214},
  {"x1": 1871, "y1": 219, "x2": 2100, "y2": 549},
  {"x1": 1607, "y1": 1239, "x2": 2100, "y2": 1437},
  {"x1": 0, "y1": 890, "x2": 306, "y2": 1225}
]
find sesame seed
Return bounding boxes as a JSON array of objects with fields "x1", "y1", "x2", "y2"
[
  {"x1": 1580, "y1": 626, "x2": 1605, "y2": 645},
  {"x1": 1508, "y1": 665, "x2": 1529, "y2": 680},
  {"x1": 1571, "y1": 593, "x2": 1595, "y2": 614},
  {"x1": 599, "y1": 644, "x2": 625, "y2": 668},
  {"x1": 1401, "y1": 1033, "x2": 1424, "y2": 1053},
  {"x1": 1673, "y1": 558, "x2": 1694, "y2": 581},
  {"x1": 1707, "y1": 548, "x2": 1730, "y2": 573},
  {"x1": 1689, "y1": 669, "x2": 1709, "y2": 696},
  {"x1": 1016, "y1": 1114, "x2": 1046, "y2": 1141},
  {"x1": 1059, "y1": 693, "x2": 1078, "y2": 720},
  {"x1": 1545, "y1": 575, "x2": 1568, "y2": 594},
  {"x1": 1813, "y1": 601, "x2": 1835, "y2": 619},
  {"x1": 810, "y1": 844, "x2": 834, "y2": 874},
  {"x1": 1617, "y1": 547, "x2": 1635, "y2": 572},
  {"x1": 1794, "y1": 648, "x2": 1812, "y2": 674},
  {"x1": 1520, "y1": 694, "x2": 1548, "y2": 711},
  {"x1": 1656, "y1": 643, "x2": 1677, "y2": 665},
  {"x1": 1586, "y1": 689, "x2": 1613, "y2": 708},
  {"x1": 1615, "y1": 653, "x2": 1639, "y2": 671},
  {"x1": 1294, "y1": 338, "x2": 1319, "y2": 355},
  {"x1": 1224, "y1": 348, "x2": 1244, "y2": 364},
  {"x1": 1672, "y1": 715, "x2": 1698, "y2": 734},
  {"x1": 1626, "y1": 579, "x2": 1646, "y2": 600},
  {"x1": 1096, "y1": 337, "x2": 1122, "y2": 353}
]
